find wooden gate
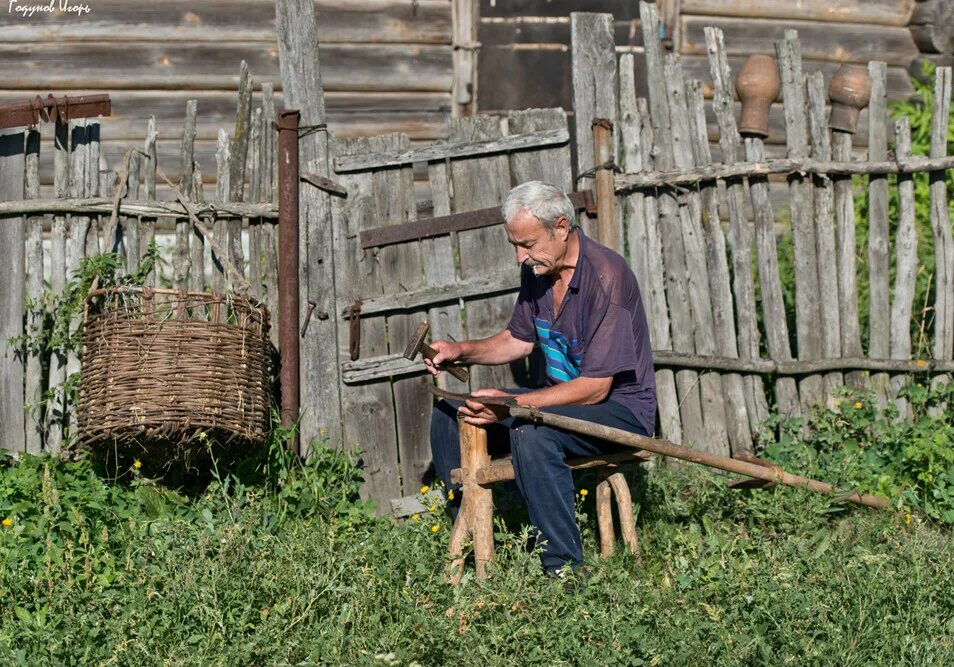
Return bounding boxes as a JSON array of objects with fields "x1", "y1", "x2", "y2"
[{"x1": 326, "y1": 110, "x2": 574, "y2": 503}]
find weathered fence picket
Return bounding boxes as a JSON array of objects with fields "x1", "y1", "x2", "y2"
[
  {"x1": 141, "y1": 116, "x2": 157, "y2": 287},
  {"x1": 24, "y1": 129, "x2": 42, "y2": 455},
  {"x1": 929, "y1": 66, "x2": 953, "y2": 414},
  {"x1": 704, "y1": 27, "x2": 771, "y2": 433},
  {"x1": 891, "y1": 117, "x2": 918, "y2": 419},
  {"x1": 0, "y1": 129, "x2": 24, "y2": 458}
]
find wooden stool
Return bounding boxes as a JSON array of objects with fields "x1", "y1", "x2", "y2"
[{"x1": 447, "y1": 418, "x2": 651, "y2": 584}]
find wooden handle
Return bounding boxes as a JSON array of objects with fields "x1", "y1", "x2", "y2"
[{"x1": 422, "y1": 344, "x2": 470, "y2": 382}]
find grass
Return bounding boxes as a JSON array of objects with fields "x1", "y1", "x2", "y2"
[{"x1": 1, "y1": 432, "x2": 953, "y2": 666}]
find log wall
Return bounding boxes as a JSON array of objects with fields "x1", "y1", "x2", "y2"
[{"x1": 0, "y1": 0, "x2": 454, "y2": 195}]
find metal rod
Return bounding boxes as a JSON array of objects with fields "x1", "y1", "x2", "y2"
[
  {"x1": 278, "y1": 109, "x2": 301, "y2": 455},
  {"x1": 0, "y1": 93, "x2": 111, "y2": 129}
]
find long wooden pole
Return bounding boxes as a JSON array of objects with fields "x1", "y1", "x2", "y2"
[{"x1": 507, "y1": 406, "x2": 888, "y2": 510}]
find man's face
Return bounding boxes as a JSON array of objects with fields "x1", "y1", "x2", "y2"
[{"x1": 505, "y1": 208, "x2": 570, "y2": 277}]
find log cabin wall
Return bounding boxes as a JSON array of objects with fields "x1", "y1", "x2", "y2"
[{"x1": 0, "y1": 0, "x2": 455, "y2": 197}]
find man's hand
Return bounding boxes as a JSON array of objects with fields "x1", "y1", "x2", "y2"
[
  {"x1": 459, "y1": 388, "x2": 514, "y2": 426},
  {"x1": 423, "y1": 340, "x2": 462, "y2": 377}
]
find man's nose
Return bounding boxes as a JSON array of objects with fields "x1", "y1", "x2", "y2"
[{"x1": 515, "y1": 247, "x2": 528, "y2": 264}]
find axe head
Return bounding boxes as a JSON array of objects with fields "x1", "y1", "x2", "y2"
[{"x1": 403, "y1": 321, "x2": 430, "y2": 360}]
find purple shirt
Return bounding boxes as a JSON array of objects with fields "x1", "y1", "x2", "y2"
[{"x1": 507, "y1": 228, "x2": 657, "y2": 434}]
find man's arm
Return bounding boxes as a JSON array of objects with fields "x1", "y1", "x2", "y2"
[
  {"x1": 514, "y1": 376, "x2": 613, "y2": 408},
  {"x1": 425, "y1": 329, "x2": 534, "y2": 376}
]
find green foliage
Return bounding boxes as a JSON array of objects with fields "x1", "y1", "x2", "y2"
[
  {"x1": 2, "y1": 431, "x2": 953, "y2": 665},
  {"x1": 761, "y1": 381, "x2": 954, "y2": 525}
]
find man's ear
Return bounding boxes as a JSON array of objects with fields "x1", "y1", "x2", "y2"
[{"x1": 556, "y1": 216, "x2": 570, "y2": 241}]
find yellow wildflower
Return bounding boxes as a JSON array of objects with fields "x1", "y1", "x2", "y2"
[
  {"x1": 904, "y1": 513, "x2": 912, "y2": 525},
  {"x1": 854, "y1": 401, "x2": 863, "y2": 409},
  {"x1": 429, "y1": 505, "x2": 437, "y2": 512},
  {"x1": 420, "y1": 485, "x2": 430, "y2": 494},
  {"x1": 1, "y1": 518, "x2": 11, "y2": 528},
  {"x1": 834, "y1": 399, "x2": 841, "y2": 409},
  {"x1": 579, "y1": 489, "x2": 588, "y2": 497},
  {"x1": 916, "y1": 359, "x2": 927, "y2": 368},
  {"x1": 447, "y1": 490, "x2": 454, "y2": 501},
  {"x1": 411, "y1": 514, "x2": 420, "y2": 521},
  {"x1": 133, "y1": 459, "x2": 142, "y2": 469},
  {"x1": 431, "y1": 524, "x2": 440, "y2": 533}
]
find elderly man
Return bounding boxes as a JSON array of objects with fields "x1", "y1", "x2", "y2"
[{"x1": 426, "y1": 180, "x2": 656, "y2": 575}]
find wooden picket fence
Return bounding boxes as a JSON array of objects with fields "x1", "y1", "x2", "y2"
[{"x1": 0, "y1": 64, "x2": 281, "y2": 457}]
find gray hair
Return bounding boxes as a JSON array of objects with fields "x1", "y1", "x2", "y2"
[{"x1": 501, "y1": 181, "x2": 576, "y2": 230}]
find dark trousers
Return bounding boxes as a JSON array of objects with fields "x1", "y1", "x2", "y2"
[{"x1": 429, "y1": 388, "x2": 650, "y2": 572}]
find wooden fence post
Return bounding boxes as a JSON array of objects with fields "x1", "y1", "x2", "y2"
[
  {"x1": 23, "y1": 129, "x2": 42, "y2": 454},
  {"x1": 664, "y1": 54, "x2": 731, "y2": 457},
  {"x1": 276, "y1": 0, "x2": 343, "y2": 453},
  {"x1": 571, "y1": 12, "x2": 620, "y2": 246},
  {"x1": 928, "y1": 66, "x2": 953, "y2": 415},
  {"x1": 890, "y1": 117, "x2": 918, "y2": 419},
  {"x1": 867, "y1": 62, "x2": 892, "y2": 408},
  {"x1": 619, "y1": 57, "x2": 683, "y2": 444},
  {"x1": 704, "y1": 27, "x2": 771, "y2": 433},
  {"x1": 806, "y1": 72, "x2": 844, "y2": 404},
  {"x1": 776, "y1": 33, "x2": 824, "y2": 415},
  {"x1": 0, "y1": 129, "x2": 25, "y2": 454},
  {"x1": 640, "y1": 0, "x2": 706, "y2": 447}
]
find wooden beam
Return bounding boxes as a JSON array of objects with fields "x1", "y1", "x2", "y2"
[
  {"x1": 680, "y1": 0, "x2": 915, "y2": 27},
  {"x1": 333, "y1": 127, "x2": 569, "y2": 172}
]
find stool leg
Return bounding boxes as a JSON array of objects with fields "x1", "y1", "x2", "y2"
[
  {"x1": 595, "y1": 469, "x2": 615, "y2": 559},
  {"x1": 607, "y1": 472, "x2": 641, "y2": 564},
  {"x1": 447, "y1": 419, "x2": 494, "y2": 584}
]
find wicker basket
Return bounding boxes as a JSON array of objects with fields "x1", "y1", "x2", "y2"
[{"x1": 77, "y1": 287, "x2": 272, "y2": 464}]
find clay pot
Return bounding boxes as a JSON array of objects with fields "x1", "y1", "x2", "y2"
[
  {"x1": 828, "y1": 64, "x2": 871, "y2": 134},
  {"x1": 735, "y1": 54, "x2": 780, "y2": 138}
]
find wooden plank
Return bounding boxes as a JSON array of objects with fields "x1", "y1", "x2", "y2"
[
  {"x1": 481, "y1": 1, "x2": 640, "y2": 18},
  {"x1": 261, "y1": 84, "x2": 280, "y2": 349},
  {"x1": 0, "y1": 0, "x2": 453, "y2": 44},
  {"x1": 212, "y1": 130, "x2": 229, "y2": 296},
  {"x1": 451, "y1": 116, "x2": 518, "y2": 391},
  {"x1": 23, "y1": 129, "x2": 42, "y2": 454},
  {"x1": 277, "y1": 0, "x2": 342, "y2": 454},
  {"x1": 334, "y1": 128, "x2": 568, "y2": 172},
  {"x1": 665, "y1": 54, "x2": 730, "y2": 457},
  {"x1": 0, "y1": 129, "x2": 24, "y2": 454},
  {"x1": 806, "y1": 71, "x2": 844, "y2": 402},
  {"x1": 929, "y1": 67, "x2": 953, "y2": 415},
  {"x1": 508, "y1": 107, "x2": 573, "y2": 390},
  {"x1": 831, "y1": 126, "x2": 865, "y2": 388},
  {"x1": 619, "y1": 55, "x2": 682, "y2": 443},
  {"x1": 776, "y1": 33, "x2": 823, "y2": 414},
  {"x1": 686, "y1": 78, "x2": 752, "y2": 454},
  {"x1": 452, "y1": 0, "x2": 478, "y2": 114},
  {"x1": 681, "y1": 16, "x2": 918, "y2": 67},
  {"x1": 423, "y1": 158, "x2": 468, "y2": 393},
  {"x1": 867, "y1": 62, "x2": 892, "y2": 408},
  {"x1": 46, "y1": 118, "x2": 69, "y2": 455},
  {"x1": 374, "y1": 133, "x2": 433, "y2": 494},
  {"x1": 743, "y1": 131, "x2": 801, "y2": 419},
  {"x1": 571, "y1": 12, "x2": 618, "y2": 244},
  {"x1": 0, "y1": 43, "x2": 453, "y2": 92},
  {"x1": 141, "y1": 116, "x2": 158, "y2": 287},
  {"x1": 174, "y1": 100, "x2": 197, "y2": 291},
  {"x1": 331, "y1": 134, "x2": 400, "y2": 506},
  {"x1": 890, "y1": 118, "x2": 917, "y2": 420},
  {"x1": 64, "y1": 121, "x2": 91, "y2": 440},
  {"x1": 680, "y1": 0, "x2": 915, "y2": 26},
  {"x1": 247, "y1": 108, "x2": 263, "y2": 299},
  {"x1": 480, "y1": 17, "x2": 644, "y2": 47},
  {"x1": 228, "y1": 63, "x2": 253, "y2": 283},
  {"x1": 641, "y1": 1, "x2": 705, "y2": 447}
]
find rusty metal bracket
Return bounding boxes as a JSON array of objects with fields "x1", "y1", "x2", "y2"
[
  {"x1": 301, "y1": 173, "x2": 348, "y2": 197},
  {"x1": 348, "y1": 299, "x2": 363, "y2": 361},
  {"x1": 360, "y1": 189, "x2": 595, "y2": 250},
  {"x1": 0, "y1": 93, "x2": 111, "y2": 129}
]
